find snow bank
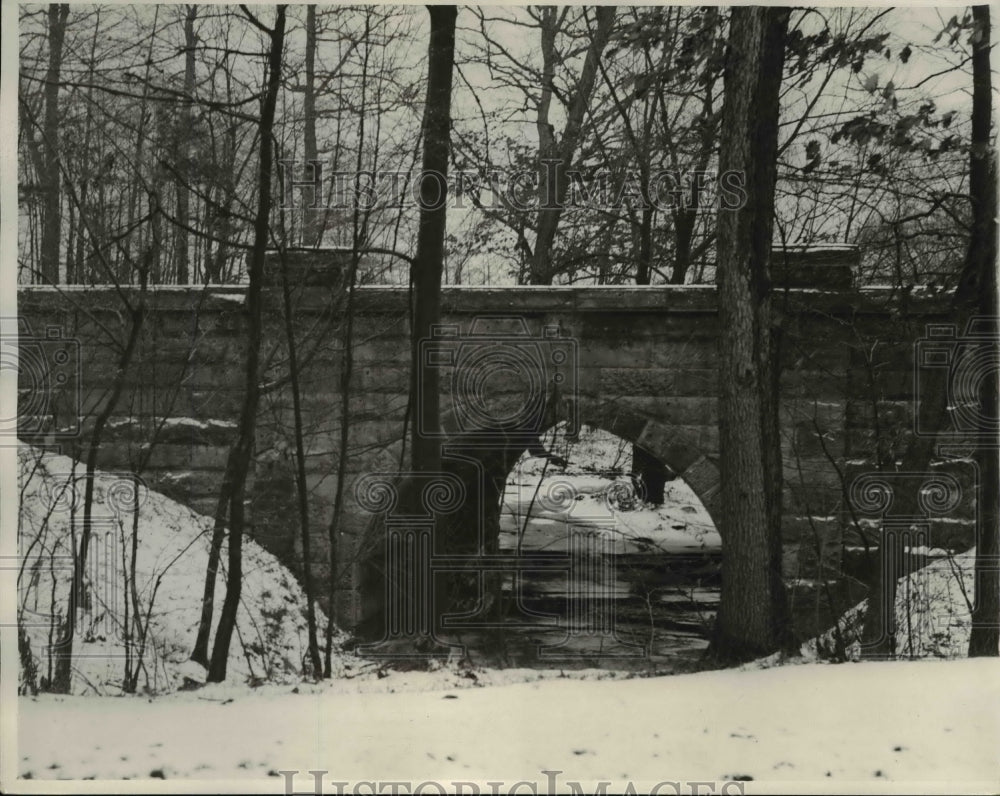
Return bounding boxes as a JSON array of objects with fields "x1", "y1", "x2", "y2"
[
  {"x1": 17, "y1": 446, "x2": 343, "y2": 695},
  {"x1": 796, "y1": 547, "x2": 986, "y2": 663}
]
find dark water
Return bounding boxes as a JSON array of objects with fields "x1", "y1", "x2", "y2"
[{"x1": 441, "y1": 548, "x2": 722, "y2": 672}]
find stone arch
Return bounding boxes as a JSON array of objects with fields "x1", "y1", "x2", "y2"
[
  {"x1": 354, "y1": 398, "x2": 724, "y2": 639},
  {"x1": 571, "y1": 399, "x2": 721, "y2": 528},
  {"x1": 437, "y1": 397, "x2": 722, "y2": 535}
]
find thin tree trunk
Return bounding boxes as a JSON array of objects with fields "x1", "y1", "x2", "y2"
[
  {"x1": 65, "y1": 5, "x2": 106, "y2": 283},
  {"x1": 708, "y1": 6, "x2": 792, "y2": 665},
  {"x1": 303, "y1": 4, "x2": 322, "y2": 247},
  {"x1": 324, "y1": 254, "x2": 357, "y2": 676},
  {"x1": 175, "y1": 5, "x2": 197, "y2": 285},
  {"x1": 190, "y1": 443, "x2": 231, "y2": 664},
  {"x1": 632, "y1": 206, "x2": 660, "y2": 494},
  {"x1": 861, "y1": 6, "x2": 998, "y2": 659},
  {"x1": 207, "y1": 72, "x2": 237, "y2": 284},
  {"x1": 52, "y1": 261, "x2": 150, "y2": 692},
  {"x1": 672, "y1": 208, "x2": 696, "y2": 285},
  {"x1": 40, "y1": 4, "x2": 69, "y2": 285},
  {"x1": 278, "y1": 250, "x2": 323, "y2": 676},
  {"x1": 206, "y1": 5, "x2": 286, "y2": 683},
  {"x1": 65, "y1": 201, "x2": 76, "y2": 284},
  {"x1": 670, "y1": 7, "x2": 718, "y2": 287},
  {"x1": 528, "y1": 7, "x2": 616, "y2": 285},
  {"x1": 324, "y1": 9, "x2": 373, "y2": 675}
]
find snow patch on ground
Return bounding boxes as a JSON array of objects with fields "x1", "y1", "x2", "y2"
[{"x1": 16, "y1": 446, "x2": 345, "y2": 695}]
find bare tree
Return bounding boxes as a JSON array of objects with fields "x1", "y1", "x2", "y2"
[
  {"x1": 859, "y1": 7, "x2": 998, "y2": 659},
  {"x1": 709, "y1": 6, "x2": 793, "y2": 664},
  {"x1": 301, "y1": 4, "x2": 322, "y2": 248},
  {"x1": 174, "y1": 5, "x2": 197, "y2": 285},
  {"x1": 454, "y1": 7, "x2": 616, "y2": 285},
  {"x1": 964, "y1": 4, "x2": 997, "y2": 658},
  {"x1": 410, "y1": 3, "x2": 457, "y2": 473},
  {"x1": 207, "y1": 5, "x2": 287, "y2": 683},
  {"x1": 528, "y1": 6, "x2": 616, "y2": 285},
  {"x1": 38, "y1": 4, "x2": 70, "y2": 284}
]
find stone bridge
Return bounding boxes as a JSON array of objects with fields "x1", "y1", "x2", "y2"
[{"x1": 17, "y1": 247, "x2": 978, "y2": 635}]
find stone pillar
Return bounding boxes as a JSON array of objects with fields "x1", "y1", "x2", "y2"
[{"x1": 771, "y1": 244, "x2": 859, "y2": 288}]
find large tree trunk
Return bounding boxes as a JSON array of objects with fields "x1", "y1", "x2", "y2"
[
  {"x1": 966, "y1": 4, "x2": 998, "y2": 658},
  {"x1": 206, "y1": 6, "x2": 286, "y2": 682},
  {"x1": 407, "y1": 4, "x2": 457, "y2": 643},
  {"x1": 410, "y1": 4, "x2": 456, "y2": 474},
  {"x1": 40, "y1": 4, "x2": 69, "y2": 284},
  {"x1": 708, "y1": 6, "x2": 792, "y2": 665}
]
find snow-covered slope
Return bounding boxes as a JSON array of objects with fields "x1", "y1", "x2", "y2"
[
  {"x1": 798, "y1": 547, "x2": 985, "y2": 663},
  {"x1": 17, "y1": 446, "x2": 343, "y2": 694}
]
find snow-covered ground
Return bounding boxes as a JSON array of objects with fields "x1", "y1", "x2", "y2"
[
  {"x1": 13, "y1": 659, "x2": 999, "y2": 791},
  {"x1": 10, "y1": 434, "x2": 1000, "y2": 792}
]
